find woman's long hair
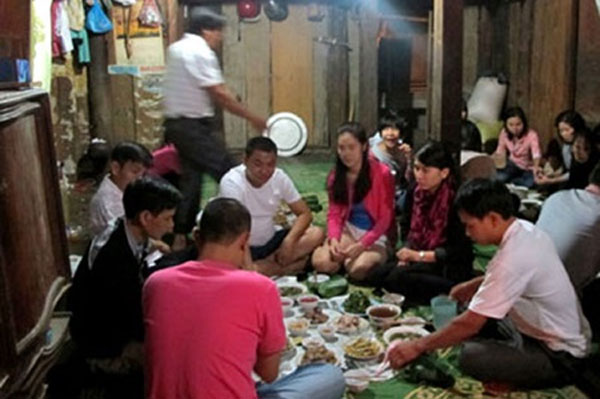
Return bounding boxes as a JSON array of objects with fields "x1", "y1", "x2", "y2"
[
  {"x1": 554, "y1": 110, "x2": 587, "y2": 145},
  {"x1": 331, "y1": 122, "x2": 371, "y2": 204}
]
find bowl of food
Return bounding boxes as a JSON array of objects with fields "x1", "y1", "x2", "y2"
[
  {"x1": 300, "y1": 343, "x2": 338, "y2": 366},
  {"x1": 343, "y1": 337, "x2": 384, "y2": 361},
  {"x1": 332, "y1": 314, "x2": 369, "y2": 335},
  {"x1": 298, "y1": 294, "x2": 320, "y2": 312},
  {"x1": 318, "y1": 324, "x2": 336, "y2": 341},
  {"x1": 344, "y1": 369, "x2": 370, "y2": 393},
  {"x1": 383, "y1": 325, "x2": 430, "y2": 345},
  {"x1": 302, "y1": 335, "x2": 325, "y2": 349},
  {"x1": 382, "y1": 293, "x2": 405, "y2": 307},
  {"x1": 366, "y1": 304, "x2": 401, "y2": 327},
  {"x1": 287, "y1": 318, "x2": 310, "y2": 336},
  {"x1": 342, "y1": 291, "x2": 371, "y2": 315},
  {"x1": 278, "y1": 283, "x2": 307, "y2": 298},
  {"x1": 281, "y1": 296, "x2": 294, "y2": 315}
]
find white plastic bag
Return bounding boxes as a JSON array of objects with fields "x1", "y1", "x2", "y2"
[{"x1": 467, "y1": 76, "x2": 508, "y2": 123}]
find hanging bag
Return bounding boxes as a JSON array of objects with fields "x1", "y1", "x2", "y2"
[
  {"x1": 138, "y1": 0, "x2": 162, "y2": 28},
  {"x1": 85, "y1": 0, "x2": 113, "y2": 34}
]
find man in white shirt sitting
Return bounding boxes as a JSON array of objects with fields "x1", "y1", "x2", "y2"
[
  {"x1": 219, "y1": 137, "x2": 324, "y2": 276},
  {"x1": 89, "y1": 141, "x2": 153, "y2": 236},
  {"x1": 384, "y1": 178, "x2": 591, "y2": 391}
]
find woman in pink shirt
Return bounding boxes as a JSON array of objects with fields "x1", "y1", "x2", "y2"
[
  {"x1": 312, "y1": 122, "x2": 394, "y2": 281},
  {"x1": 494, "y1": 106, "x2": 541, "y2": 188}
]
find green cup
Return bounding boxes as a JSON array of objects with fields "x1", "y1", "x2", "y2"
[{"x1": 430, "y1": 295, "x2": 457, "y2": 330}]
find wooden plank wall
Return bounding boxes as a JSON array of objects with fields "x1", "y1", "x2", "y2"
[
  {"x1": 528, "y1": 0, "x2": 577, "y2": 145},
  {"x1": 462, "y1": 0, "x2": 579, "y2": 148},
  {"x1": 575, "y1": 0, "x2": 600, "y2": 126},
  {"x1": 222, "y1": 3, "x2": 366, "y2": 150},
  {"x1": 272, "y1": 5, "x2": 315, "y2": 142}
]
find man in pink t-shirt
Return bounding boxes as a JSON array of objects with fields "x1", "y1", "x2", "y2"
[{"x1": 144, "y1": 198, "x2": 344, "y2": 399}]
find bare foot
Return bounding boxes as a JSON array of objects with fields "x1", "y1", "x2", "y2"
[{"x1": 483, "y1": 381, "x2": 513, "y2": 396}]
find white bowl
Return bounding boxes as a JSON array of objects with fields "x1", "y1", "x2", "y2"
[
  {"x1": 366, "y1": 304, "x2": 402, "y2": 327},
  {"x1": 344, "y1": 370, "x2": 370, "y2": 393},
  {"x1": 298, "y1": 294, "x2": 319, "y2": 312},
  {"x1": 287, "y1": 318, "x2": 310, "y2": 336},
  {"x1": 308, "y1": 273, "x2": 330, "y2": 284},
  {"x1": 383, "y1": 325, "x2": 430, "y2": 345},
  {"x1": 281, "y1": 296, "x2": 294, "y2": 313},
  {"x1": 318, "y1": 324, "x2": 336, "y2": 341},
  {"x1": 382, "y1": 293, "x2": 405, "y2": 307}
]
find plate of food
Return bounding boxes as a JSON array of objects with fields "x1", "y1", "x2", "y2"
[
  {"x1": 301, "y1": 307, "x2": 339, "y2": 326},
  {"x1": 382, "y1": 325, "x2": 430, "y2": 345},
  {"x1": 281, "y1": 337, "x2": 297, "y2": 361},
  {"x1": 332, "y1": 314, "x2": 369, "y2": 335},
  {"x1": 343, "y1": 337, "x2": 384, "y2": 361},
  {"x1": 338, "y1": 291, "x2": 372, "y2": 315},
  {"x1": 299, "y1": 343, "x2": 339, "y2": 366},
  {"x1": 278, "y1": 283, "x2": 307, "y2": 298}
]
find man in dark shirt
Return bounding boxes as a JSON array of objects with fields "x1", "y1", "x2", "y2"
[{"x1": 68, "y1": 176, "x2": 181, "y2": 373}]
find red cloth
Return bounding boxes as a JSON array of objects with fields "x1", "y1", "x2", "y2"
[
  {"x1": 144, "y1": 260, "x2": 286, "y2": 399},
  {"x1": 148, "y1": 144, "x2": 181, "y2": 176},
  {"x1": 326, "y1": 157, "x2": 395, "y2": 248},
  {"x1": 408, "y1": 178, "x2": 455, "y2": 250}
]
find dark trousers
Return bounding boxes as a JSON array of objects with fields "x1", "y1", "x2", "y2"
[
  {"x1": 496, "y1": 158, "x2": 535, "y2": 188},
  {"x1": 459, "y1": 318, "x2": 575, "y2": 389},
  {"x1": 381, "y1": 262, "x2": 462, "y2": 306},
  {"x1": 164, "y1": 117, "x2": 237, "y2": 234}
]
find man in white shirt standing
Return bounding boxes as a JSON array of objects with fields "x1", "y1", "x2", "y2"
[
  {"x1": 384, "y1": 178, "x2": 591, "y2": 392},
  {"x1": 163, "y1": 8, "x2": 267, "y2": 251},
  {"x1": 219, "y1": 137, "x2": 324, "y2": 276}
]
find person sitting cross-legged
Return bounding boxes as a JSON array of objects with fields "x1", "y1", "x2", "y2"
[
  {"x1": 143, "y1": 198, "x2": 345, "y2": 399},
  {"x1": 384, "y1": 178, "x2": 591, "y2": 391},
  {"x1": 218, "y1": 137, "x2": 324, "y2": 276},
  {"x1": 68, "y1": 176, "x2": 182, "y2": 375}
]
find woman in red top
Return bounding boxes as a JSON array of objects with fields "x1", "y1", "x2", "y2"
[{"x1": 312, "y1": 122, "x2": 394, "y2": 281}]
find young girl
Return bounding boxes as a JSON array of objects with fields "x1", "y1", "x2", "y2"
[
  {"x1": 494, "y1": 106, "x2": 541, "y2": 188},
  {"x1": 382, "y1": 142, "x2": 473, "y2": 304},
  {"x1": 369, "y1": 111, "x2": 412, "y2": 211},
  {"x1": 312, "y1": 122, "x2": 394, "y2": 281},
  {"x1": 535, "y1": 110, "x2": 587, "y2": 189}
]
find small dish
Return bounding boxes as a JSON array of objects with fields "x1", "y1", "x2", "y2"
[
  {"x1": 344, "y1": 369, "x2": 370, "y2": 393},
  {"x1": 298, "y1": 294, "x2": 320, "y2": 312},
  {"x1": 281, "y1": 296, "x2": 294, "y2": 314},
  {"x1": 278, "y1": 283, "x2": 307, "y2": 298},
  {"x1": 287, "y1": 318, "x2": 310, "y2": 336},
  {"x1": 383, "y1": 325, "x2": 430, "y2": 345},
  {"x1": 381, "y1": 293, "x2": 405, "y2": 307},
  {"x1": 318, "y1": 324, "x2": 336, "y2": 341},
  {"x1": 308, "y1": 273, "x2": 330, "y2": 284},
  {"x1": 366, "y1": 304, "x2": 402, "y2": 327},
  {"x1": 302, "y1": 335, "x2": 325, "y2": 349}
]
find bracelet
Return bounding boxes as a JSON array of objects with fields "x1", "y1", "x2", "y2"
[{"x1": 419, "y1": 250, "x2": 425, "y2": 261}]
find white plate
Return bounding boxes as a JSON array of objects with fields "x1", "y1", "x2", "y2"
[
  {"x1": 332, "y1": 314, "x2": 370, "y2": 335},
  {"x1": 264, "y1": 112, "x2": 308, "y2": 157},
  {"x1": 382, "y1": 325, "x2": 430, "y2": 345},
  {"x1": 343, "y1": 337, "x2": 384, "y2": 361},
  {"x1": 300, "y1": 308, "x2": 341, "y2": 327}
]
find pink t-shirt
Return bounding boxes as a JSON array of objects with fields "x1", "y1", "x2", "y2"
[
  {"x1": 495, "y1": 128, "x2": 541, "y2": 171},
  {"x1": 144, "y1": 260, "x2": 286, "y2": 399}
]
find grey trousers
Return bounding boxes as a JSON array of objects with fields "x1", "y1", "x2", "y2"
[
  {"x1": 164, "y1": 117, "x2": 237, "y2": 234},
  {"x1": 459, "y1": 318, "x2": 573, "y2": 389}
]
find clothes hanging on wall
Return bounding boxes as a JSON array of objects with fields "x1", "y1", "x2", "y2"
[{"x1": 70, "y1": 29, "x2": 91, "y2": 63}]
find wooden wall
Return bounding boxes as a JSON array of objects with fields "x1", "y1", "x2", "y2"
[
  {"x1": 221, "y1": 3, "x2": 379, "y2": 150},
  {"x1": 575, "y1": 0, "x2": 600, "y2": 126},
  {"x1": 462, "y1": 0, "x2": 584, "y2": 147}
]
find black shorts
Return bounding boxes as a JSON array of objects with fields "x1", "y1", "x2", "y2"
[{"x1": 250, "y1": 229, "x2": 290, "y2": 261}]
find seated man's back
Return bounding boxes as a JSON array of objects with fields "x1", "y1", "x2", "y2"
[
  {"x1": 536, "y1": 175, "x2": 600, "y2": 292},
  {"x1": 144, "y1": 260, "x2": 284, "y2": 398}
]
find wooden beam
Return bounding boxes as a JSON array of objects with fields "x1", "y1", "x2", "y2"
[
  {"x1": 575, "y1": 0, "x2": 600, "y2": 124},
  {"x1": 357, "y1": 6, "x2": 378, "y2": 135},
  {"x1": 428, "y1": 0, "x2": 463, "y2": 155},
  {"x1": 326, "y1": 6, "x2": 349, "y2": 148}
]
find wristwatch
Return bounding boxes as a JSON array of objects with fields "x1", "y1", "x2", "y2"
[{"x1": 419, "y1": 250, "x2": 425, "y2": 261}]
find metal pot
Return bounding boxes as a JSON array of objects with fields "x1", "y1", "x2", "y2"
[{"x1": 264, "y1": 0, "x2": 288, "y2": 22}]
